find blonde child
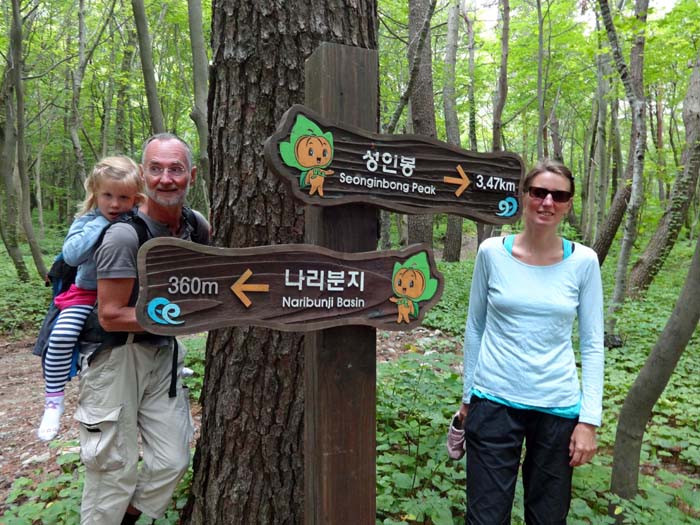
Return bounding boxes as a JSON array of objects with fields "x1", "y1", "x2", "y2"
[{"x1": 38, "y1": 156, "x2": 144, "y2": 441}]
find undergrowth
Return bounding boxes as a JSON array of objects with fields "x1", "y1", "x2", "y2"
[{"x1": 3, "y1": 233, "x2": 700, "y2": 522}]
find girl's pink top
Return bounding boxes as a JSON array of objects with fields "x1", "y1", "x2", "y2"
[{"x1": 53, "y1": 284, "x2": 97, "y2": 310}]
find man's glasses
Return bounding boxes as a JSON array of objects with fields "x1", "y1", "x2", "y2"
[
  {"x1": 147, "y1": 165, "x2": 187, "y2": 176},
  {"x1": 527, "y1": 186, "x2": 572, "y2": 203}
]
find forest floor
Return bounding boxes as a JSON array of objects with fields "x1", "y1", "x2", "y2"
[
  {"x1": 0, "y1": 327, "x2": 460, "y2": 513},
  {"x1": 0, "y1": 234, "x2": 474, "y2": 511}
]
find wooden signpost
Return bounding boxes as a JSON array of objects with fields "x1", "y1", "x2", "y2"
[
  {"x1": 133, "y1": 42, "x2": 524, "y2": 525},
  {"x1": 134, "y1": 238, "x2": 443, "y2": 335},
  {"x1": 264, "y1": 104, "x2": 525, "y2": 223}
]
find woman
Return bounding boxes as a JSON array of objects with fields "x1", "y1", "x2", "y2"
[{"x1": 458, "y1": 160, "x2": 604, "y2": 524}]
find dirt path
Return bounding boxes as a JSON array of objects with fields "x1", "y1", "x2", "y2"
[
  {"x1": 0, "y1": 337, "x2": 82, "y2": 510},
  {"x1": 0, "y1": 328, "x2": 460, "y2": 512}
]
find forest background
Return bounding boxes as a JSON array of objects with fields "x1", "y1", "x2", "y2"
[{"x1": 1, "y1": 0, "x2": 700, "y2": 523}]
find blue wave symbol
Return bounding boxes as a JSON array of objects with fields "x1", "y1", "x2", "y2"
[
  {"x1": 147, "y1": 297, "x2": 184, "y2": 325},
  {"x1": 496, "y1": 196, "x2": 518, "y2": 217}
]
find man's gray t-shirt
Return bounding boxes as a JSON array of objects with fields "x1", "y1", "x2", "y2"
[{"x1": 95, "y1": 209, "x2": 209, "y2": 281}]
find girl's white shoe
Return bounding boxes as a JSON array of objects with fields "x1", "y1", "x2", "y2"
[{"x1": 38, "y1": 396, "x2": 65, "y2": 441}]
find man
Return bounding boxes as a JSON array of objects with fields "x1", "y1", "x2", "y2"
[{"x1": 75, "y1": 133, "x2": 210, "y2": 524}]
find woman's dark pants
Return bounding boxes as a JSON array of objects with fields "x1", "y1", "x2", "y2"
[{"x1": 465, "y1": 398, "x2": 578, "y2": 525}]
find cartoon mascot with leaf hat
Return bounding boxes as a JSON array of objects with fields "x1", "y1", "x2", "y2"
[
  {"x1": 279, "y1": 115, "x2": 335, "y2": 197},
  {"x1": 389, "y1": 252, "x2": 439, "y2": 324}
]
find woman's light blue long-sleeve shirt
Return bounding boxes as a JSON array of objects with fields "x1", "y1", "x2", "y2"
[
  {"x1": 61, "y1": 209, "x2": 110, "y2": 291},
  {"x1": 462, "y1": 236, "x2": 604, "y2": 426}
]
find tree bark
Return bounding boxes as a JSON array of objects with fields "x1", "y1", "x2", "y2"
[
  {"x1": 592, "y1": 28, "x2": 610, "y2": 245},
  {"x1": 10, "y1": 0, "x2": 47, "y2": 280},
  {"x1": 68, "y1": 0, "x2": 114, "y2": 184},
  {"x1": 407, "y1": 0, "x2": 437, "y2": 247},
  {"x1": 101, "y1": 26, "x2": 115, "y2": 158},
  {"x1": 183, "y1": 1, "x2": 377, "y2": 523},
  {"x1": 601, "y1": 0, "x2": 648, "y2": 334},
  {"x1": 592, "y1": 0, "x2": 646, "y2": 271},
  {"x1": 627, "y1": 57, "x2": 700, "y2": 297},
  {"x1": 536, "y1": 0, "x2": 545, "y2": 160},
  {"x1": 461, "y1": 1, "x2": 478, "y2": 152},
  {"x1": 115, "y1": 27, "x2": 136, "y2": 154},
  {"x1": 442, "y1": 0, "x2": 462, "y2": 262},
  {"x1": 610, "y1": 229, "x2": 700, "y2": 505},
  {"x1": 0, "y1": 68, "x2": 29, "y2": 281},
  {"x1": 492, "y1": 0, "x2": 509, "y2": 153},
  {"x1": 478, "y1": 0, "x2": 509, "y2": 246},
  {"x1": 581, "y1": 100, "x2": 598, "y2": 245},
  {"x1": 187, "y1": 0, "x2": 209, "y2": 183},
  {"x1": 131, "y1": 0, "x2": 165, "y2": 133},
  {"x1": 186, "y1": 0, "x2": 211, "y2": 216}
]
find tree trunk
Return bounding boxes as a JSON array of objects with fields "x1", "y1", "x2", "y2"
[
  {"x1": 0, "y1": 69, "x2": 29, "y2": 281},
  {"x1": 654, "y1": 87, "x2": 667, "y2": 202},
  {"x1": 593, "y1": 30, "x2": 610, "y2": 245},
  {"x1": 10, "y1": 0, "x2": 47, "y2": 280},
  {"x1": 460, "y1": 1, "x2": 477, "y2": 153},
  {"x1": 187, "y1": 0, "x2": 209, "y2": 183},
  {"x1": 115, "y1": 28, "x2": 136, "y2": 154},
  {"x1": 601, "y1": 0, "x2": 648, "y2": 334},
  {"x1": 34, "y1": 148, "x2": 44, "y2": 236},
  {"x1": 101, "y1": 28, "x2": 115, "y2": 158},
  {"x1": 597, "y1": 48, "x2": 613, "y2": 237},
  {"x1": 68, "y1": 0, "x2": 88, "y2": 184},
  {"x1": 183, "y1": 1, "x2": 377, "y2": 523},
  {"x1": 627, "y1": 57, "x2": 700, "y2": 297},
  {"x1": 379, "y1": 209, "x2": 392, "y2": 249},
  {"x1": 592, "y1": 0, "x2": 646, "y2": 268},
  {"x1": 610, "y1": 231, "x2": 700, "y2": 506},
  {"x1": 407, "y1": 0, "x2": 437, "y2": 247},
  {"x1": 442, "y1": 0, "x2": 462, "y2": 262},
  {"x1": 492, "y1": 0, "x2": 509, "y2": 153},
  {"x1": 186, "y1": 0, "x2": 210, "y2": 216},
  {"x1": 131, "y1": 0, "x2": 165, "y2": 133},
  {"x1": 478, "y1": 0, "x2": 509, "y2": 246},
  {"x1": 69, "y1": 0, "x2": 114, "y2": 183},
  {"x1": 536, "y1": 0, "x2": 545, "y2": 160},
  {"x1": 581, "y1": 100, "x2": 598, "y2": 245}
]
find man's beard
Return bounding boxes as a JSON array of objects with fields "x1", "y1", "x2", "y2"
[{"x1": 146, "y1": 182, "x2": 189, "y2": 207}]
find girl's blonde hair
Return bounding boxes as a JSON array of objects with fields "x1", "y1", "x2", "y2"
[{"x1": 77, "y1": 156, "x2": 145, "y2": 216}]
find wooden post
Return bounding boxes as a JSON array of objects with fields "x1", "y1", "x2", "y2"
[{"x1": 304, "y1": 43, "x2": 378, "y2": 524}]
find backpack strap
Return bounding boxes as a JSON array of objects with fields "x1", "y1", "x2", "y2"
[{"x1": 182, "y1": 206, "x2": 208, "y2": 244}]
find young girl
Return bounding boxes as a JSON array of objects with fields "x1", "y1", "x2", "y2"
[{"x1": 37, "y1": 156, "x2": 144, "y2": 441}]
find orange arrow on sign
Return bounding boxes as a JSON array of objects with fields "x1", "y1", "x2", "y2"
[
  {"x1": 443, "y1": 165, "x2": 471, "y2": 197},
  {"x1": 231, "y1": 268, "x2": 270, "y2": 308}
]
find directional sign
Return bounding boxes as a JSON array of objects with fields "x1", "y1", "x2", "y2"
[
  {"x1": 264, "y1": 105, "x2": 525, "y2": 224},
  {"x1": 135, "y1": 238, "x2": 444, "y2": 335}
]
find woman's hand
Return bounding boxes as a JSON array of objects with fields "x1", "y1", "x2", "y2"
[
  {"x1": 569, "y1": 422, "x2": 597, "y2": 467},
  {"x1": 458, "y1": 402, "x2": 470, "y2": 423}
]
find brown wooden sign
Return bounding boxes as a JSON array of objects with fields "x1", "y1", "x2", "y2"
[
  {"x1": 134, "y1": 238, "x2": 444, "y2": 335},
  {"x1": 264, "y1": 104, "x2": 525, "y2": 224}
]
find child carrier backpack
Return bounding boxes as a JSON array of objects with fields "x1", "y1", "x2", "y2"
[
  {"x1": 32, "y1": 208, "x2": 204, "y2": 377},
  {"x1": 32, "y1": 253, "x2": 84, "y2": 376}
]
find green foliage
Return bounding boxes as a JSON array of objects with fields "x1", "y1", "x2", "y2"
[
  {"x1": 2, "y1": 441, "x2": 83, "y2": 525},
  {"x1": 422, "y1": 259, "x2": 473, "y2": 335},
  {"x1": 2, "y1": 441, "x2": 194, "y2": 525},
  {"x1": 376, "y1": 350, "x2": 465, "y2": 524},
  {"x1": 0, "y1": 229, "x2": 65, "y2": 335},
  {"x1": 180, "y1": 334, "x2": 207, "y2": 401}
]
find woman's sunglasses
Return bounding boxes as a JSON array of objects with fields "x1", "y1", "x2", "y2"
[{"x1": 527, "y1": 186, "x2": 572, "y2": 203}]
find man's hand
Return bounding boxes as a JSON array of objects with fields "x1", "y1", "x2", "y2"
[{"x1": 569, "y1": 422, "x2": 597, "y2": 467}]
